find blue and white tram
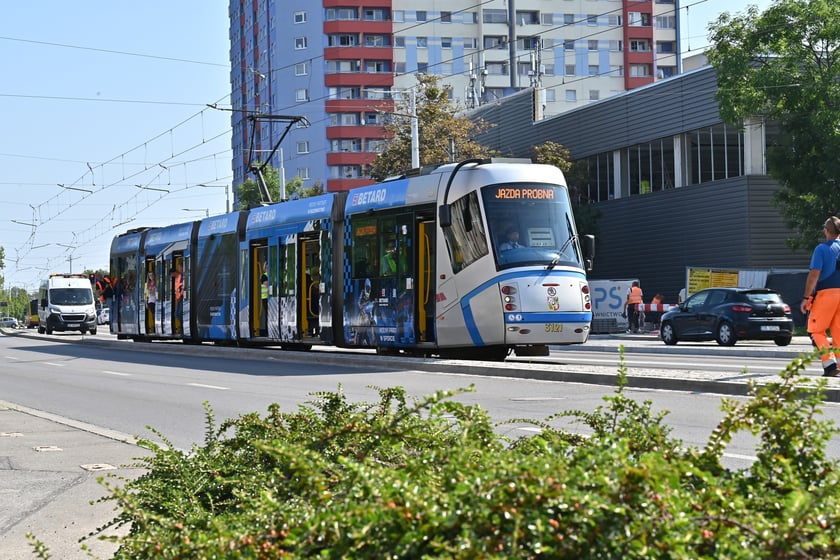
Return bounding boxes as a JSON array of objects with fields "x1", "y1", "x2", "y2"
[{"x1": 108, "y1": 159, "x2": 594, "y2": 359}]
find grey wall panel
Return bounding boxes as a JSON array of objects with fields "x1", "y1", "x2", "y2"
[{"x1": 472, "y1": 67, "x2": 726, "y2": 160}]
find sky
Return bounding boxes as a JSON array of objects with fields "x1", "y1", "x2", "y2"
[{"x1": 0, "y1": 0, "x2": 771, "y2": 294}]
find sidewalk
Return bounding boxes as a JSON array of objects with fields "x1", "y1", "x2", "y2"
[{"x1": 0, "y1": 402, "x2": 149, "y2": 560}]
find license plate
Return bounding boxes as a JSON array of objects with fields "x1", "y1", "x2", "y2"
[
  {"x1": 67, "y1": 323, "x2": 80, "y2": 328},
  {"x1": 761, "y1": 325, "x2": 780, "y2": 331},
  {"x1": 544, "y1": 323, "x2": 563, "y2": 333}
]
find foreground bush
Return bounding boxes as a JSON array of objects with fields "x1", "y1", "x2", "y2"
[{"x1": 41, "y1": 352, "x2": 840, "y2": 558}]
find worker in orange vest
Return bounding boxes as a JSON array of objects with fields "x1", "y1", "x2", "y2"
[{"x1": 623, "y1": 280, "x2": 644, "y2": 333}]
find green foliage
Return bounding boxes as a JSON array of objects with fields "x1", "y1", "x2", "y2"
[
  {"x1": 707, "y1": 0, "x2": 840, "y2": 249},
  {"x1": 63, "y1": 351, "x2": 840, "y2": 558},
  {"x1": 237, "y1": 166, "x2": 323, "y2": 209},
  {"x1": 369, "y1": 74, "x2": 497, "y2": 181}
]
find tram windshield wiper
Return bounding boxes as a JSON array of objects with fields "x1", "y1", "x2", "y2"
[{"x1": 548, "y1": 232, "x2": 578, "y2": 270}]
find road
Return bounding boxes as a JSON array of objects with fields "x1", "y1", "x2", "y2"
[{"x1": 2, "y1": 329, "x2": 838, "y2": 468}]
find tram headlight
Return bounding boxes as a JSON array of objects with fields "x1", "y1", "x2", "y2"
[{"x1": 501, "y1": 285, "x2": 517, "y2": 295}]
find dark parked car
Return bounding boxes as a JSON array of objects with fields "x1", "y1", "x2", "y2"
[{"x1": 660, "y1": 287, "x2": 794, "y2": 346}]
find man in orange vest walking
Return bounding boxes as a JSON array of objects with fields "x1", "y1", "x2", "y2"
[
  {"x1": 800, "y1": 216, "x2": 840, "y2": 377},
  {"x1": 623, "y1": 280, "x2": 644, "y2": 333}
]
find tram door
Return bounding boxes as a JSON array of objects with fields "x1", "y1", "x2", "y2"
[
  {"x1": 143, "y1": 257, "x2": 157, "y2": 334},
  {"x1": 417, "y1": 220, "x2": 436, "y2": 343},
  {"x1": 300, "y1": 237, "x2": 320, "y2": 337},
  {"x1": 250, "y1": 243, "x2": 269, "y2": 337},
  {"x1": 159, "y1": 253, "x2": 185, "y2": 336}
]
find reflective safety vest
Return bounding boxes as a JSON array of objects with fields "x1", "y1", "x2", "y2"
[
  {"x1": 627, "y1": 286, "x2": 643, "y2": 305},
  {"x1": 260, "y1": 275, "x2": 268, "y2": 300}
]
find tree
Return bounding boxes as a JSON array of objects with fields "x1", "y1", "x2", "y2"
[
  {"x1": 236, "y1": 166, "x2": 324, "y2": 210},
  {"x1": 706, "y1": 0, "x2": 840, "y2": 249},
  {"x1": 532, "y1": 141, "x2": 601, "y2": 236},
  {"x1": 368, "y1": 74, "x2": 497, "y2": 181}
]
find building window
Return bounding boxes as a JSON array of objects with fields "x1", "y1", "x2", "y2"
[
  {"x1": 486, "y1": 62, "x2": 508, "y2": 75},
  {"x1": 609, "y1": 40, "x2": 623, "y2": 51},
  {"x1": 417, "y1": 62, "x2": 428, "y2": 73},
  {"x1": 565, "y1": 64, "x2": 575, "y2": 76},
  {"x1": 484, "y1": 36, "x2": 506, "y2": 49},
  {"x1": 545, "y1": 88, "x2": 556, "y2": 102},
  {"x1": 483, "y1": 9, "x2": 507, "y2": 23},
  {"x1": 564, "y1": 13, "x2": 574, "y2": 25},
  {"x1": 331, "y1": 139, "x2": 362, "y2": 152},
  {"x1": 363, "y1": 8, "x2": 389, "y2": 21},
  {"x1": 393, "y1": 10, "x2": 404, "y2": 22},
  {"x1": 295, "y1": 37, "x2": 308, "y2": 50},
  {"x1": 587, "y1": 14, "x2": 597, "y2": 25},
  {"x1": 564, "y1": 40, "x2": 575, "y2": 50},
  {"x1": 364, "y1": 112, "x2": 382, "y2": 125},
  {"x1": 464, "y1": 12, "x2": 478, "y2": 24},
  {"x1": 588, "y1": 65, "x2": 598, "y2": 76},
  {"x1": 297, "y1": 167, "x2": 310, "y2": 180},
  {"x1": 295, "y1": 62, "x2": 309, "y2": 76},
  {"x1": 657, "y1": 66, "x2": 676, "y2": 78},
  {"x1": 416, "y1": 36, "x2": 427, "y2": 48},
  {"x1": 630, "y1": 39, "x2": 651, "y2": 51},
  {"x1": 608, "y1": 15, "x2": 622, "y2": 26},
  {"x1": 565, "y1": 89, "x2": 577, "y2": 102},
  {"x1": 464, "y1": 37, "x2": 478, "y2": 49},
  {"x1": 367, "y1": 139, "x2": 387, "y2": 152},
  {"x1": 296, "y1": 141, "x2": 310, "y2": 154},
  {"x1": 655, "y1": 15, "x2": 676, "y2": 29},
  {"x1": 395, "y1": 36, "x2": 405, "y2": 48},
  {"x1": 630, "y1": 64, "x2": 651, "y2": 77},
  {"x1": 441, "y1": 11, "x2": 451, "y2": 23},
  {"x1": 328, "y1": 34, "x2": 358, "y2": 47},
  {"x1": 295, "y1": 88, "x2": 308, "y2": 102},
  {"x1": 326, "y1": 60, "x2": 361, "y2": 73},
  {"x1": 365, "y1": 34, "x2": 390, "y2": 47},
  {"x1": 416, "y1": 10, "x2": 427, "y2": 21},
  {"x1": 328, "y1": 86, "x2": 360, "y2": 100},
  {"x1": 656, "y1": 41, "x2": 675, "y2": 53},
  {"x1": 365, "y1": 60, "x2": 390, "y2": 73},
  {"x1": 293, "y1": 11, "x2": 306, "y2": 24},
  {"x1": 516, "y1": 11, "x2": 539, "y2": 25},
  {"x1": 588, "y1": 40, "x2": 598, "y2": 51},
  {"x1": 394, "y1": 62, "x2": 406, "y2": 73},
  {"x1": 541, "y1": 13, "x2": 554, "y2": 25},
  {"x1": 628, "y1": 12, "x2": 651, "y2": 26},
  {"x1": 543, "y1": 64, "x2": 555, "y2": 75},
  {"x1": 441, "y1": 37, "x2": 452, "y2": 48},
  {"x1": 325, "y1": 7, "x2": 357, "y2": 20},
  {"x1": 590, "y1": 90, "x2": 600, "y2": 101}
]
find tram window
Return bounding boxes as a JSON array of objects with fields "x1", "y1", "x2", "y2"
[
  {"x1": 351, "y1": 218, "x2": 378, "y2": 278},
  {"x1": 442, "y1": 191, "x2": 488, "y2": 273}
]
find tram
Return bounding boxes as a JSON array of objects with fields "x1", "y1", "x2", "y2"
[{"x1": 109, "y1": 159, "x2": 595, "y2": 359}]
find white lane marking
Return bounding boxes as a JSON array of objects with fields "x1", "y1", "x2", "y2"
[
  {"x1": 45, "y1": 362, "x2": 65, "y2": 367},
  {"x1": 102, "y1": 370, "x2": 131, "y2": 377},
  {"x1": 547, "y1": 356, "x2": 819, "y2": 372},
  {"x1": 6, "y1": 356, "x2": 21, "y2": 360},
  {"x1": 187, "y1": 383, "x2": 229, "y2": 391}
]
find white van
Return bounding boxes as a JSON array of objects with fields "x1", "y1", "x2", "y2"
[{"x1": 38, "y1": 274, "x2": 97, "y2": 335}]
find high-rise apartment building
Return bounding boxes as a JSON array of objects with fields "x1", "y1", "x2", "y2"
[{"x1": 229, "y1": 1, "x2": 680, "y2": 193}]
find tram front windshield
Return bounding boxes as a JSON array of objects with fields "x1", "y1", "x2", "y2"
[{"x1": 482, "y1": 183, "x2": 583, "y2": 270}]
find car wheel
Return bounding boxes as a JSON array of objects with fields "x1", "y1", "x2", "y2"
[
  {"x1": 774, "y1": 335, "x2": 792, "y2": 346},
  {"x1": 89, "y1": 327, "x2": 97, "y2": 335},
  {"x1": 660, "y1": 322, "x2": 678, "y2": 345},
  {"x1": 38, "y1": 325, "x2": 45, "y2": 334},
  {"x1": 715, "y1": 321, "x2": 737, "y2": 346},
  {"x1": 46, "y1": 326, "x2": 53, "y2": 335}
]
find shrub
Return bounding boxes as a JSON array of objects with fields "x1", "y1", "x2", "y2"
[{"x1": 33, "y1": 351, "x2": 840, "y2": 558}]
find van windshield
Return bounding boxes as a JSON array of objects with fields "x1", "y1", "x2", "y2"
[{"x1": 51, "y1": 288, "x2": 93, "y2": 305}]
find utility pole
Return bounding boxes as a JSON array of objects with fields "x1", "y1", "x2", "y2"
[{"x1": 409, "y1": 88, "x2": 419, "y2": 169}]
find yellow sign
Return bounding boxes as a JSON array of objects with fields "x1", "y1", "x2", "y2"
[{"x1": 686, "y1": 268, "x2": 740, "y2": 297}]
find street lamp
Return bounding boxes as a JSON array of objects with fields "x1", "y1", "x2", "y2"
[{"x1": 198, "y1": 183, "x2": 230, "y2": 213}]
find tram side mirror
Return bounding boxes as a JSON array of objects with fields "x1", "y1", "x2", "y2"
[
  {"x1": 439, "y1": 204, "x2": 452, "y2": 228},
  {"x1": 583, "y1": 234, "x2": 595, "y2": 271}
]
